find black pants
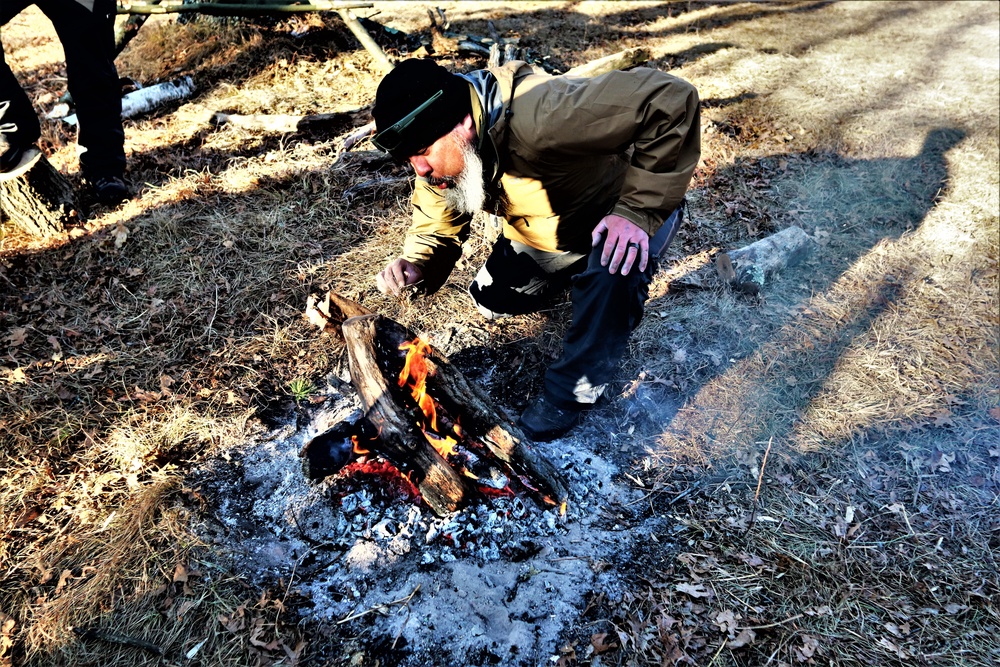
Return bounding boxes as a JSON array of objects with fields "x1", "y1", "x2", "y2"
[
  {"x1": 1, "y1": 0, "x2": 124, "y2": 179},
  {"x1": 470, "y1": 206, "x2": 684, "y2": 408}
]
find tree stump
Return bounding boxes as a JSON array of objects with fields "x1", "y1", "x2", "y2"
[{"x1": 0, "y1": 149, "x2": 78, "y2": 237}]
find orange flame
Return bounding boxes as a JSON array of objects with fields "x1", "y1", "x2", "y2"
[
  {"x1": 399, "y1": 338, "x2": 439, "y2": 429},
  {"x1": 398, "y1": 337, "x2": 524, "y2": 499},
  {"x1": 398, "y1": 337, "x2": 465, "y2": 460},
  {"x1": 351, "y1": 434, "x2": 370, "y2": 456}
]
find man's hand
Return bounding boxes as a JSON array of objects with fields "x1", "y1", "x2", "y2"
[
  {"x1": 376, "y1": 258, "x2": 423, "y2": 295},
  {"x1": 592, "y1": 214, "x2": 650, "y2": 275}
]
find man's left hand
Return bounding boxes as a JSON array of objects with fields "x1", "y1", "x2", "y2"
[{"x1": 592, "y1": 214, "x2": 650, "y2": 275}]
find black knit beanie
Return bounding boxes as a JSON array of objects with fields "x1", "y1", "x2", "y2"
[{"x1": 372, "y1": 59, "x2": 471, "y2": 158}]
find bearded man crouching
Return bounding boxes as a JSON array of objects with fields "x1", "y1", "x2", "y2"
[{"x1": 372, "y1": 58, "x2": 701, "y2": 441}]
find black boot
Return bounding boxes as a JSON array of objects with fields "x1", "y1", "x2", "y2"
[
  {"x1": 91, "y1": 174, "x2": 129, "y2": 205},
  {"x1": 518, "y1": 393, "x2": 584, "y2": 441}
]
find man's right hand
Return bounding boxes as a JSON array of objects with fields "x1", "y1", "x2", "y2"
[{"x1": 376, "y1": 258, "x2": 423, "y2": 295}]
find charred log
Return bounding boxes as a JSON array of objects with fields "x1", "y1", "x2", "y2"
[
  {"x1": 337, "y1": 301, "x2": 568, "y2": 516},
  {"x1": 343, "y1": 314, "x2": 469, "y2": 515}
]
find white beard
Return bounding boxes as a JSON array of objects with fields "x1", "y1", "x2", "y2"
[{"x1": 442, "y1": 139, "x2": 486, "y2": 215}]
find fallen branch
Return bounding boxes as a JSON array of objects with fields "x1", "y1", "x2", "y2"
[
  {"x1": 564, "y1": 47, "x2": 651, "y2": 77},
  {"x1": 63, "y1": 77, "x2": 195, "y2": 124},
  {"x1": 212, "y1": 107, "x2": 362, "y2": 134},
  {"x1": 342, "y1": 175, "x2": 410, "y2": 202},
  {"x1": 72, "y1": 626, "x2": 163, "y2": 656},
  {"x1": 337, "y1": 120, "x2": 377, "y2": 155}
]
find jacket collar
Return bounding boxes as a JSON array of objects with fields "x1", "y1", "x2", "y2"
[{"x1": 457, "y1": 69, "x2": 503, "y2": 185}]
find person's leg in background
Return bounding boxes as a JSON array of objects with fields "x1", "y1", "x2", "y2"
[
  {"x1": 39, "y1": 0, "x2": 127, "y2": 203},
  {"x1": 0, "y1": 1, "x2": 41, "y2": 173}
]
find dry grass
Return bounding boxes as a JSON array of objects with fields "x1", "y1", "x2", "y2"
[{"x1": 2, "y1": 2, "x2": 998, "y2": 666}]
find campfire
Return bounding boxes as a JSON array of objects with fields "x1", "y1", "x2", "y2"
[{"x1": 303, "y1": 292, "x2": 568, "y2": 516}]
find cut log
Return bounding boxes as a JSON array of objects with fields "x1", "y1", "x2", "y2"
[
  {"x1": 339, "y1": 306, "x2": 568, "y2": 515},
  {"x1": 717, "y1": 226, "x2": 814, "y2": 295},
  {"x1": 0, "y1": 149, "x2": 77, "y2": 237},
  {"x1": 305, "y1": 290, "x2": 374, "y2": 335},
  {"x1": 669, "y1": 227, "x2": 814, "y2": 294}
]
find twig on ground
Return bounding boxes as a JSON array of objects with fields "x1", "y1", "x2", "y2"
[
  {"x1": 72, "y1": 626, "x2": 164, "y2": 656},
  {"x1": 746, "y1": 437, "x2": 773, "y2": 533},
  {"x1": 337, "y1": 584, "x2": 421, "y2": 624},
  {"x1": 740, "y1": 613, "x2": 805, "y2": 631}
]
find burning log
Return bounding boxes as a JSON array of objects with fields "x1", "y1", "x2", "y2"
[
  {"x1": 321, "y1": 293, "x2": 568, "y2": 516},
  {"x1": 343, "y1": 314, "x2": 468, "y2": 515}
]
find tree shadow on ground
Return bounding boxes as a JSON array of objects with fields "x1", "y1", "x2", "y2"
[
  {"x1": 444, "y1": 1, "x2": 836, "y2": 71},
  {"x1": 605, "y1": 127, "x2": 967, "y2": 460}
]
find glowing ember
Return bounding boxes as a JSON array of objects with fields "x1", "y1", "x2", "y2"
[{"x1": 351, "y1": 434, "x2": 370, "y2": 456}]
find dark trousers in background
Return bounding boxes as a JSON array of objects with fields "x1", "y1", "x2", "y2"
[
  {"x1": 470, "y1": 205, "x2": 684, "y2": 408},
  {"x1": 0, "y1": 0, "x2": 124, "y2": 179}
]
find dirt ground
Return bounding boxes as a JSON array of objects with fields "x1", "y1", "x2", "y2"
[{"x1": 1, "y1": 2, "x2": 998, "y2": 667}]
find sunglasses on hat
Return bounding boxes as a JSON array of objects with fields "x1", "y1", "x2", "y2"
[{"x1": 372, "y1": 90, "x2": 443, "y2": 156}]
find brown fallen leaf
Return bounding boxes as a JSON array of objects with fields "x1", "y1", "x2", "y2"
[
  {"x1": 676, "y1": 582, "x2": 713, "y2": 599},
  {"x1": 793, "y1": 634, "x2": 819, "y2": 662},
  {"x1": 728, "y1": 628, "x2": 756, "y2": 649},
  {"x1": 54, "y1": 569, "x2": 74, "y2": 595},
  {"x1": 737, "y1": 552, "x2": 765, "y2": 567},
  {"x1": 715, "y1": 609, "x2": 738, "y2": 635},
  {"x1": 1, "y1": 612, "x2": 15, "y2": 657},
  {"x1": 7, "y1": 328, "x2": 27, "y2": 346},
  {"x1": 113, "y1": 221, "x2": 129, "y2": 249},
  {"x1": 591, "y1": 632, "x2": 618, "y2": 655}
]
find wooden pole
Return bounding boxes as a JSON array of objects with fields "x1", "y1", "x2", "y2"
[
  {"x1": 336, "y1": 8, "x2": 395, "y2": 74},
  {"x1": 117, "y1": 1, "x2": 374, "y2": 16}
]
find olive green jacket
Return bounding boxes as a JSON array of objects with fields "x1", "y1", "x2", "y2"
[{"x1": 402, "y1": 61, "x2": 701, "y2": 291}]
